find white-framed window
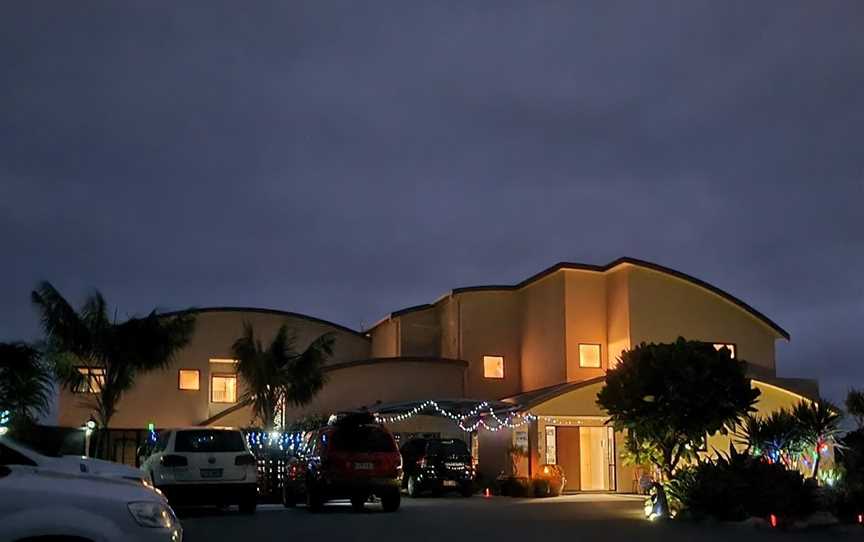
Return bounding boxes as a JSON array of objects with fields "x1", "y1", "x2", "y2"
[
  {"x1": 211, "y1": 374, "x2": 237, "y2": 403},
  {"x1": 712, "y1": 343, "x2": 736, "y2": 359},
  {"x1": 74, "y1": 367, "x2": 105, "y2": 394},
  {"x1": 178, "y1": 369, "x2": 200, "y2": 391},
  {"x1": 578, "y1": 344, "x2": 601, "y2": 368},
  {"x1": 483, "y1": 356, "x2": 505, "y2": 379},
  {"x1": 545, "y1": 426, "x2": 557, "y2": 465}
]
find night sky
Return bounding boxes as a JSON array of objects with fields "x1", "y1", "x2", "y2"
[{"x1": 1, "y1": 2, "x2": 862, "y2": 404}]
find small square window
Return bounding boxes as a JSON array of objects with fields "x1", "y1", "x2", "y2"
[
  {"x1": 483, "y1": 356, "x2": 504, "y2": 379},
  {"x1": 211, "y1": 374, "x2": 237, "y2": 403},
  {"x1": 712, "y1": 343, "x2": 736, "y2": 359},
  {"x1": 178, "y1": 369, "x2": 200, "y2": 391},
  {"x1": 578, "y1": 344, "x2": 601, "y2": 368},
  {"x1": 74, "y1": 367, "x2": 105, "y2": 394}
]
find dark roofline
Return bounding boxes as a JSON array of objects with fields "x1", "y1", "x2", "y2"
[
  {"x1": 369, "y1": 257, "x2": 790, "y2": 340},
  {"x1": 500, "y1": 376, "x2": 608, "y2": 410},
  {"x1": 159, "y1": 306, "x2": 368, "y2": 339}
]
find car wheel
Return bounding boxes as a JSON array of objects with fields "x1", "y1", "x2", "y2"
[
  {"x1": 350, "y1": 494, "x2": 366, "y2": 512},
  {"x1": 239, "y1": 496, "x2": 257, "y2": 515},
  {"x1": 407, "y1": 476, "x2": 421, "y2": 498},
  {"x1": 306, "y1": 486, "x2": 323, "y2": 513},
  {"x1": 381, "y1": 489, "x2": 401, "y2": 512},
  {"x1": 281, "y1": 484, "x2": 296, "y2": 508}
]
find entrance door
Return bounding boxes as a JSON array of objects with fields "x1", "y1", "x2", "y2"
[
  {"x1": 555, "y1": 427, "x2": 581, "y2": 491},
  {"x1": 579, "y1": 427, "x2": 608, "y2": 490}
]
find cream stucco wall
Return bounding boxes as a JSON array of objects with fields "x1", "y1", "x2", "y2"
[
  {"x1": 520, "y1": 274, "x2": 567, "y2": 392},
  {"x1": 370, "y1": 319, "x2": 398, "y2": 358},
  {"x1": 456, "y1": 291, "x2": 522, "y2": 400},
  {"x1": 399, "y1": 307, "x2": 440, "y2": 357},
  {"x1": 605, "y1": 266, "x2": 631, "y2": 367},
  {"x1": 57, "y1": 309, "x2": 371, "y2": 429},
  {"x1": 627, "y1": 266, "x2": 778, "y2": 372},
  {"x1": 564, "y1": 270, "x2": 608, "y2": 382}
]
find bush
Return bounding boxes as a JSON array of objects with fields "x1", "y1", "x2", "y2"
[
  {"x1": 535, "y1": 464, "x2": 566, "y2": 496},
  {"x1": 667, "y1": 447, "x2": 815, "y2": 521},
  {"x1": 532, "y1": 478, "x2": 552, "y2": 497},
  {"x1": 497, "y1": 476, "x2": 531, "y2": 497}
]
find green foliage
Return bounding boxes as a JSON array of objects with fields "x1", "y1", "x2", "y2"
[
  {"x1": 597, "y1": 337, "x2": 759, "y2": 478},
  {"x1": 232, "y1": 323, "x2": 334, "y2": 430},
  {"x1": 285, "y1": 414, "x2": 330, "y2": 432},
  {"x1": 0, "y1": 342, "x2": 53, "y2": 429},
  {"x1": 845, "y1": 389, "x2": 864, "y2": 430},
  {"x1": 667, "y1": 446, "x2": 815, "y2": 521},
  {"x1": 791, "y1": 400, "x2": 842, "y2": 479},
  {"x1": 735, "y1": 409, "x2": 806, "y2": 467},
  {"x1": 31, "y1": 282, "x2": 195, "y2": 433}
]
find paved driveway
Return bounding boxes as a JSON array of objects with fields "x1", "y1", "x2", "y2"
[{"x1": 181, "y1": 494, "x2": 860, "y2": 542}]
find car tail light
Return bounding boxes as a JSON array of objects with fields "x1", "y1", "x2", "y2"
[
  {"x1": 160, "y1": 455, "x2": 188, "y2": 467},
  {"x1": 235, "y1": 454, "x2": 257, "y2": 466}
]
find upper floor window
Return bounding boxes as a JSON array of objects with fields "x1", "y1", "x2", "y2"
[
  {"x1": 74, "y1": 367, "x2": 105, "y2": 394},
  {"x1": 211, "y1": 374, "x2": 237, "y2": 403},
  {"x1": 483, "y1": 356, "x2": 504, "y2": 379},
  {"x1": 712, "y1": 343, "x2": 736, "y2": 359},
  {"x1": 578, "y1": 344, "x2": 601, "y2": 368},
  {"x1": 178, "y1": 369, "x2": 200, "y2": 391}
]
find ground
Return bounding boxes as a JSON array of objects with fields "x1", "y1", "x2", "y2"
[{"x1": 180, "y1": 494, "x2": 862, "y2": 542}]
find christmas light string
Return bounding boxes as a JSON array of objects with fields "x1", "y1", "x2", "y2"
[{"x1": 375, "y1": 400, "x2": 537, "y2": 432}]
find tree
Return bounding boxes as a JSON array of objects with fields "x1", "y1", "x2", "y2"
[
  {"x1": 597, "y1": 337, "x2": 760, "y2": 480},
  {"x1": 791, "y1": 399, "x2": 842, "y2": 480},
  {"x1": 0, "y1": 342, "x2": 54, "y2": 432},
  {"x1": 232, "y1": 323, "x2": 334, "y2": 430},
  {"x1": 736, "y1": 409, "x2": 805, "y2": 468},
  {"x1": 845, "y1": 388, "x2": 864, "y2": 430},
  {"x1": 31, "y1": 282, "x2": 195, "y2": 437}
]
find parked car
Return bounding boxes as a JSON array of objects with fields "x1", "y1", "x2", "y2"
[
  {"x1": 399, "y1": 437, "x2": 475, "y2": 497},
  {"x1": 282, "y1": 414, "x2": 402, "y2": 512},
  {"x1": 0, "y1": 435, "x2": 145, "y2": 483},
  {"x1": 0, "y1": 464, "x2": 182, "y2": 541},
  {"x1": 140, "y1": 427, "x2": 258, "y2": 513}
]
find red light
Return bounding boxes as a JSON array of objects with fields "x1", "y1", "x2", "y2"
[
  {"x1": 858, "y1": 513, "x2": 863, "y2": 524},
  {"x1": 769, "y1": 514, "x2": 778, "y2": 528},
  {"x1": 484, "y1": 487, "x2": 491, "y2": 498}
]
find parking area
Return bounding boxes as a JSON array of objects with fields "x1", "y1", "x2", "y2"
[{"x1": 180, "y1": 494, "x2": 859, "y2": 542}]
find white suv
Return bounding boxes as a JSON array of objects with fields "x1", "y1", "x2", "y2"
[
  {"x1": 0, "y1": 464, "x2": 182, "y2": 541},
  {"x1": 140, "y1": 427, "x2": 257, "y2": 513}
]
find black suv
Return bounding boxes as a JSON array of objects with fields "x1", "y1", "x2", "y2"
[{"x1": 399, "y1": 437, "x2": 475, "y2": 497}]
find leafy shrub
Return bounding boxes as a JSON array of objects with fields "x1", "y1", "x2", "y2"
[
  {"x1": 532, "y1": 478, "x2": 552, "y2": 497},
  {"x1": 497, "y1": 476, "x2": 531, "y2": 497},
  {"x1": 667, "y1": 447, "x2": 815, "y2": 521}
]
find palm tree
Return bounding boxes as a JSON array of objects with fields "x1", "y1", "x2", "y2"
[
  {"x1": 232, "y1": 323, "x2": 334, "y2": 430},
  {"x1": 792, "y1": 400, "x2": 842, "y2": 480},
  {"x1": 31, "y1": 282, "x2": 195, "y2": 438},
  {"x1": 845, "y1": 388, "x2": 864, "y2": 430},
  {"x1": 0, "y1": 342, "x2": 53, "y2": 432}
]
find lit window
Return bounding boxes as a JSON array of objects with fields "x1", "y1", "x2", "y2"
[
  {"x1": 211, "y1": 374, "x2": 237, "y2": 403},
  {"x1": 483, "y1": 356, "x2": 504, "y2": 379},
  {"x1": 74, "y1": 367, "x2": 105, "y2": 394},
  {"x1": 713, "y1": 343, "x2": 736, "y2": 359},
  {"x1": 578, "y1": 344, "x2": 601, "y2": 368},
  {"x1": 178, "y1": 369, "x2": 200, "y2": 391}
]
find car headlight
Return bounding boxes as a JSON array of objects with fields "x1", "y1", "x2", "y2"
[{"x1": 128, "y1": 501, "x2": 176, "y2": 529}]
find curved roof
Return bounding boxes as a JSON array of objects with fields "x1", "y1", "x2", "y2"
[
  {"x1": 373, "y1": 257, "x2": 790, "y2": 340},
  {"x1": 159, "y1": 306, "x2": 368, "y2": 338}
]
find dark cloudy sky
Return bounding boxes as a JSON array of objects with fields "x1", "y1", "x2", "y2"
[{"x1": 1, "y1": 2, "x2": 862, "y2": 403}]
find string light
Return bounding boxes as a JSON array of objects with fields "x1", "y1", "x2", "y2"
[{"x1": 375, "y1": 400, "x2": 537, "y2": 433}]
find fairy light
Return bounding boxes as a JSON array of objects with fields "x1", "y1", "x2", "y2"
[{"x1": 375, "y1": 400, "x2": 537, "y2": 433}]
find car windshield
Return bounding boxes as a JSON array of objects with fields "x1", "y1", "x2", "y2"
[
  {"x1": 0, "y1": 437, "x2": 47, "y2": 461},
  {"x1": 427, "y1": 439, "x2": 469, "y2": 457},
  {"x1": 330, "y1": 425, "x2": 396, "y2": 453},
  {"x1": 174, "y1": 430, "x2": 246, "y2": 453}
]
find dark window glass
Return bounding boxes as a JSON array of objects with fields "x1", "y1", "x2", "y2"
[
  {"x1": 174, "y1": 430, "x2": 245, "y2": 453},
  {"x1": 427, "y1": 439, "x2": 469, "y2": 457},
  {"x1": 331, "y1": 426, "x2": 396, "y2": 453},
  {"x1": 155, "y1": 431, "x2": 171, "y2": 453},
  {"x1": 0, "y1": 444, "x2": 37, "y2": 467}
]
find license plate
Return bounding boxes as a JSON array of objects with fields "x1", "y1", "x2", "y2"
[
  {"x1": 445, "y1": 463, "x2": 465, "y2": 469},
  {"x1": 200, "y1": 468, "x2": 223, "y2": 478},
  {"x1": 354, "y1": 462, "x2": 373, "y2": 470},
  {"x1": 443, "y1": 480, "x2": 458, "y2": 487}
]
